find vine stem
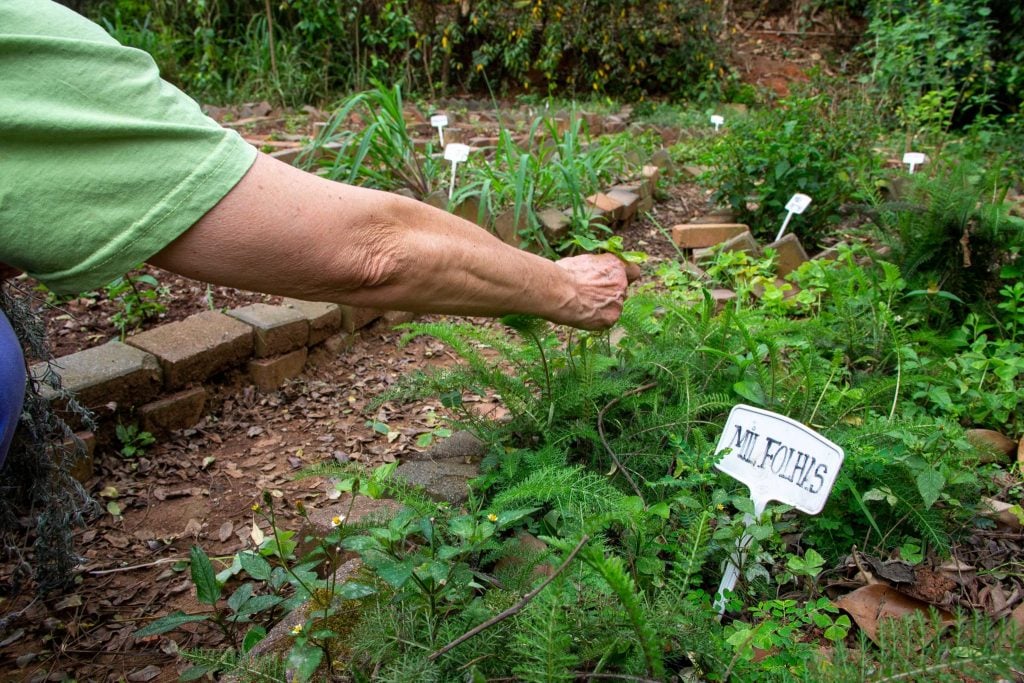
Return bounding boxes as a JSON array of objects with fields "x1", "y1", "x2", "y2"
[
  {"x1": 597, "y1": 382, "x2": 657, "y2": 502},
  {"x1": 427, "y1": 534, "x2": 590, "y2": 661}
]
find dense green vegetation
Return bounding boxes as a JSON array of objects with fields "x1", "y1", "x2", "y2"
[{"x1": 35, "y1": 0, "x2": 1023, "y2": 679}]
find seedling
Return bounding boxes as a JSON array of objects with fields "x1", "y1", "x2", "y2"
[
  {"x1": 431, "y1": 114, "x2": 449, "y2": 147},
  {"x1": 712, "y1": 404, "x2": 844, "y2": 614},
  {"x1": 902, "y1": 151, "x2": 926, "y2": 174},
  {"x1": 710, "y1": 114, "x2": 724, "y2": 131},
  {"x1": 444, "y1": 143, "x2": 470, "y2": 199},
  {"x1": 775, "y1": 193, "x2": 812, "y2": 241}
]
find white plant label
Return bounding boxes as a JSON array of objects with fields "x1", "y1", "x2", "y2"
[
  {"x1": 444, "y1": 143, "x2": 471, "y2": 199},
  {"x1": 712, "y1": 404, "x2": 844, "y2": 613},
  {"x1": 431, "y1": 114, "x2": 449, "y2": 147},
  {"x1": 775, "y1": 193, "x2": 813, "y2": 241},
  {"x1": 710, "y1": 114, "x2": 724, "y2": 131},
  {"x1": 903, "y1": 151, "x2": 926, "y2": 174}
]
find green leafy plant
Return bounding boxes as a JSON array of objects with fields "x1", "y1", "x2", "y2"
[
  {"x1": 114, "y1": 423, "x2": 155, "y2": 458},
  {"x1": 700, "y1": 85, "x2": 883, "y2": 246},
  {"x1": 104, "y1": 270, "x2": 167, "y2": 340}
]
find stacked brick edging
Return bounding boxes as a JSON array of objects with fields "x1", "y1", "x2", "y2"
[{"x1": 31, "y1": 297, "x2": 394, "y2": 476}]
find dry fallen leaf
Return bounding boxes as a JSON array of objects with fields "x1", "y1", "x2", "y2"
[
  {"x1": 1011, "y1": 602, "x2": 1024, "y2": 631},
  {"x1": 183, "y1": 518, "x2": 203, "y2": 538},
  {"x1": 217, "y1": 521, "x2": 233, "y2": 543},
  {"x1": 834, "y1": 583, "x2": 956, "y2": 644},
  {"x1": 981, "y1": 497, "x2": 1023, "y2": 530},
  {"x1": 250, "y1": 521, "x2": 265, "y2": 546}
]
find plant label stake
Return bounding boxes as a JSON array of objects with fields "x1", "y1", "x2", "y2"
[
  {"x1": 902, "y1": 152, "x2": 925, "y2": 174},
  {"x1": 775, "y1": 193, "x2": 812, "y2": 242},
  {"x1": 444, "y1": 143, "x2": 470, "y2": 200},
  {"x1": 712, "y1": 404, "x2": 844, "y2": 615},
  {"x1": 710, "y1": 114, "x2": 724, "y2": 131},
  {"x1": 431, "y1": 114, "x2": 449, "y2": 147}
]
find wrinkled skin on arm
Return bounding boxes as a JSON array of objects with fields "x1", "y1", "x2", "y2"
[{"x1": 150, "y1": 153, "x2": 633, "y2": 330}]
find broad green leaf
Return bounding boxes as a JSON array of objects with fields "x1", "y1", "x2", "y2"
[
  {"x1": 242, "y1": 625, "x2": 267, "y2": 654},
  {"x1": 190, "y1": 545, "x2": 221, "y2": 606},
  {"x1": 916, "y1": 468, "x2": 945, "y2": 509},
  {"x1": 134, "y1": 611, "x2": 210, "y2": 637},
  {"x1": 236, "y1": 594, "x2": 284, "y2": 616},
  {"x1": 227, "y1": 582, "x2": 254, "y2": 613},
  {"x1": 733, "y1": 379, "x2": 766, "y2": 405},
  {"x1": 239, "y1": 551, "x2": 272, "y2": 580},
  {"x1": 375, "y1": 559, "x2": 414, "y2": 587},
  {"x1": 339, "y1": 582, "x2": 376, "y2": 600},
  {"x1": 286, "y1": 641, "x2": 324, "y2": 682}
]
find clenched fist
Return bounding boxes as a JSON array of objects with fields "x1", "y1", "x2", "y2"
[{"x1": 550, "y1": 253, "x2": 638, "y2": 330}]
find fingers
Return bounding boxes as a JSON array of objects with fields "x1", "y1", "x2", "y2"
[{"x1": 553, "y1": 253, "x2": 635, "y2": 330}]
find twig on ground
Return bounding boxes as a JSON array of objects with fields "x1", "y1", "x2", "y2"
[
  {"x1": 428, "y1": 534, "x2": 590, "y2": 661},
  {"x1": 85, "y1": 557, "x2": 186, "y2": 576},
  {"x1": 597, "y1": 382, "x2": 658, "y2": 502}
]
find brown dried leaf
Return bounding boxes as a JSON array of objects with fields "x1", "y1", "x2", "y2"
[
  {"x1": 1011, "y1": 602, "x2": 1024, "y2": 631},
  {"x1": 217, "y1": 521, "x2": 233, "y2": 543},
  {"x1": 834, "y1": 583, "x2": 956, "y2": 644}
]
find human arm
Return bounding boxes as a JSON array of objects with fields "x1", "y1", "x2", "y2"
[{"x1": 149, "y1": 152, "x2": 631, "y2": 330}]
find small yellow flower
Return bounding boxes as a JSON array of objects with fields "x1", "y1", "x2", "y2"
[
  {"x1": 487, "y1": 513, "x2": 498, "y2": 522},
  {"x1": 291, "y1": 624, "x2": 304, "y2": 635},
  {"x1": 331, "y1": 515, "x2": 345, "y2": 528},
  {"x1": 716, "y1": 503, "x2": 725, "y2": 511},
  {"x1": 251, "y1": 503, "x2": 261, "y2": 512}
]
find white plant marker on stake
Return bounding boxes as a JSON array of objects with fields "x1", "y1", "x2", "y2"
[
  {"x1": 431, "y1": 114, "x2": 449, "y2": 147},
  {"x1": 775, "y1": 193, "x2": 812, "y2": 242},
  {"x1": 712, "y1": 404, "x2": 844, "y2": 615},
  {"x1": 903, "y1": 152, "x2": 925, "y2": 174},
  {"x1": 710, "y1": 114, "x2": 725, "y2": 131},
  {"x1": 444, "y1": 143, "x2": 470, "y2": 200}
]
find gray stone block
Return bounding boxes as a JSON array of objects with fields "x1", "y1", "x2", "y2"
[
  {"x1": 537, "y1": 208, "x2": 571, "y2": 242},
  {"x1": 228, "y1": 303, "x2": 309, "y2": 358},
  {"x1": 140, "y1": 387, "x2": 207, "y2": 437},
  {"x1": 126, "y1": 311, "x2": 253, "y2": 389},
  {"x1": 282, "y1": 299, "x2": 342, "y2": 346},
  {"x1": 33, "y1": 341, "x2": 161, "y2": 410},
  {"x1": 694, "y1": 231, "x2": 761, "y2": 262},
  {"x1": 339, "y1": 305, "x2": 383, "y2": 333},
  {"x1": 394, "y1": 459, "x2": 480, "y2": 505},
  {"x1": 248, "y1": 347, "x2": 308, "y2": 392},
  {"x1": 767, "y1": 233, "x2": 809, "y2": 277}
]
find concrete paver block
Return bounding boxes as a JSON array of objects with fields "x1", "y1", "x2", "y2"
[
  {"x1": 248, "y1": 347, "x2": 308, "y2": 392},
  {"x1": 493, "y1": 208, "x2": 529, "y2": 247},
  {"x1": 607, "y1": 189, "x2": 640, "y2": 223},
  {"x1": 694, "y1": 231, "x2": 761, "y2": 262},
  {"x1": 537, "y1": 208, "x2": 571, "y2": 242},
  {"x1": 586, "y1": 193, "x2": 624, "y2": 222},
  {"x1": 139, "y1": 387, "x2": 207, "y2": 436},
  {"x1": 672, "y1": 223, "x2": 750, "y2": 249},
  {"x1": 282, "y1": 299, "x2": 342, "y2": 346},
  {"x1": 126, "y1": 311, "x2": 253, "y2": 389},
  {"x1": 227, "y1": 303, "x2": 309, "y2": 358},
  {"x1": 339, "y1": 305, "x2": 383, "y2": 333},
  {"x1": 767, "y1": 232, "x2": 810, "y2": 277},
  {"x1": 33, "y1": 341, "x2": 162, "y2": 410}
]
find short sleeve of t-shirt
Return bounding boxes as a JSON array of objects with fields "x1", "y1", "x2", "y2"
[{"x1": 0, "y1": 0, "x2": 257, "y2": 294}]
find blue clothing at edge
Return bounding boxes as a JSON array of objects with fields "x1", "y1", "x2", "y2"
[{"x1": 0, "y1": 311, "x2": 25, "y2": 466}]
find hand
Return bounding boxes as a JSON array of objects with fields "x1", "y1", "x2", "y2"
[{"x1": 552, "y1": 253, "x2": 636, "y2": 330}]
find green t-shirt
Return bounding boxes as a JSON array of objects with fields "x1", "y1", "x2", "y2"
[{"x1": 0, "y1": 0, "x2": 257, "y2": 294}]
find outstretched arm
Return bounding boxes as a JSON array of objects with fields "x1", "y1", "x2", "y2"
[{"x1": 149, "y1": 152, "x2": 631, "y2": 330}]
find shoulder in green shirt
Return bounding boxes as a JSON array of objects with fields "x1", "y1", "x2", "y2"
[{"x1": 0, "y1": 0, "x2": 257, "y2": 294}]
